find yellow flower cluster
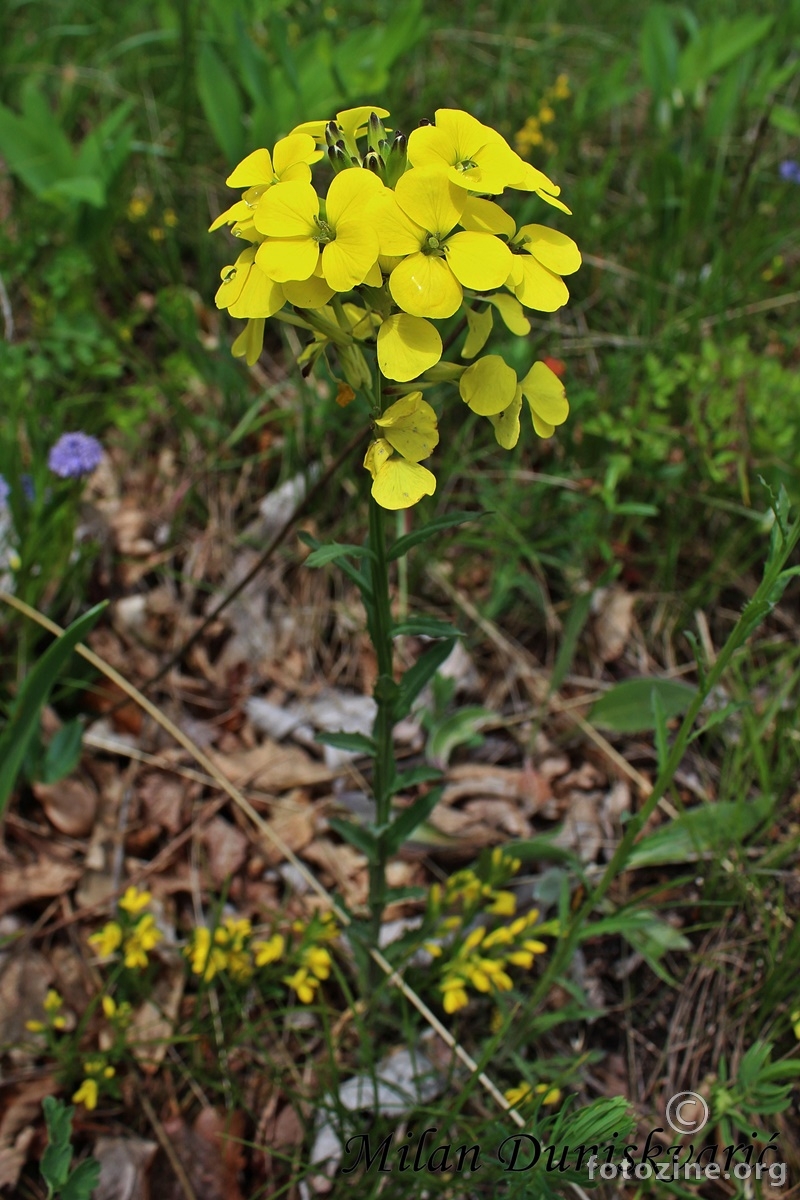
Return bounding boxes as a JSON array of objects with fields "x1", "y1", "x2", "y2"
[
  {"x1": 505, "y1": 1081, "x2": 562, "y2": 1109},
  {"x1": 72, "y1": 1058, "x2": 116, "y2": 1111},
  {"x1": 425, "y1": 849, "x2": 556, "y2": 1014},
  {"x1": 87, "y1": 885, "x2": 163, "y2": 970},
  {"x1": 184, "y1": 910, "x2": 338, "y2": 1006},
  {"x1": 515, "y1": 74, "x2": 571, "y2": 158},
  {"x1": 25, "y1": 988, "x2": 68, "y2": 1034},
  {"x1": 210, "y1": 103, "x2": 580, "y2": 510}
]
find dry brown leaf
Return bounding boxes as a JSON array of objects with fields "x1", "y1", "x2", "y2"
[
  {"x1": 137, "y1": 772, "x2": 188, "y2": 834},
  {"x1": 32, "y1": 775, "x2": 98, "y2": 837},
  {"x1": 0, "y1": 950, "x2": 53, "y2": 1053},
  {"x1": 0, "y1": 857, "x2": 81, "y2": 917},
  {"x1": 258, "y1": 792, "x2": 316, "y2": 865},
  {"x1": 0, "y1": 1077, "x2": 57, "y2": 1190},
  {"x1": 555, "y1": 792, "x2": 604, "y2": 862},
  {"x1": 303, "y1": 840, "x2": 367, "y2": 906},
  {"x1": 91, "y1": 1135, "x2": 158, "y2": 1200},
  {"x1": 212, "y1": 740, "x2": 333, "y2": 792},
  {"x1": 158, "y1": 1109, "x2": 245, "y2": 1200},
  {"x1": 201, "y1": 817, "x2": 249, "y2": 886},
  {"x1": 441, "y1": 764, "x2": 548, "y2": 811},
  {"x1": 593, "y1": 587, "x2": 636, "y2": 663},
  {"x1": 259, "y1": 1104, "x2": 304, "y2": 1176},
  {"x1": 129, "y1": 969, "x2": 184, "y2": 1074}
]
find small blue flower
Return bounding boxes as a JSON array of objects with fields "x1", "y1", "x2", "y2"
[
  {"x1": 48, "y1": 432, "x2": 103, "y2": 479},
  {"x1": 779, "y1": 160, "x2": 800, "y2": 185},
  {"x1": 0, "y1": 475, "x2": 10, "y2": 508}
]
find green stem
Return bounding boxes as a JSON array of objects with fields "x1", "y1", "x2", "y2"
[{"x1": 367, "y1": 491, "x2": 396, "y2": 953}]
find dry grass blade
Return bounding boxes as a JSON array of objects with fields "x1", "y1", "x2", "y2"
[{"x1": 0, "y1": 589, "x2": 526, "y2": 1129}]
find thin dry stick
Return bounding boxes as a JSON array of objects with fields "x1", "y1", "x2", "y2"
[
  {"x1": 0, "y1": 589, "x2": 526, "y2": 1129},
  {"x1": 138, "y1": 1087, "x2": 199, "y2": 1200}
]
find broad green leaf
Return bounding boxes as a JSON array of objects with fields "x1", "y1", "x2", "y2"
[
  {"x1": 60, "y1": 1158, "x2": 102, "y2": 1200},
  {"x1": 390, "y1": 765, "x2": 443, "y2": 794},
  {"x1": 627, "y1": 795, "x2": 773, "y2": 869},
  {"x1": 41, "y1": 719, "x2": 84, "y2": 785},
  {"x1": 305, "y1": 542, "x2": 374, "y2": 568},
  {"x1": 384, "y1": 787, "x2": 443, "y2": 854},
  {"x1": 315, "y1": 730, "x2": 375, "y2": 755},
  {"x1": 590, "y1": 677, "x2": 697, "y2": 733},
  {"x1": 771, "y1": 105, "x2": 800, "y2": 137},
  {"x1": 394, "y1": 639, "x2": 456, "y2": 721},
  {"x1": 41, "y1": 1097, "x2": 74, "y2": 1188},
  {"x1": 196, "y1": 42, "x2": 244, "y2": 163},
  {"x1": 0, "y1": 603, "x2": 106, "y2": 819},
  {"x1": 388, "y1": 510, "x2": 480, "y2": 560},
  {"x1": 678, "y1": 15, "x2": 774, "y2": 94}
]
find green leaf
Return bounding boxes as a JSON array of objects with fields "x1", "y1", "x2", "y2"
[
  {"x1": 427, "y1": 706, "x2": 492, "y2": 769},
  {"x1": 0, "y1": 603, "x2": 106, "y2": 820},
  {"x1": 651, "y1": 687, "x2": 669, "y2": 773},
  {"x1": 315, "y1": 730, "x2": 375, "y2": 755},
  {"x1": 60, "y1": 1158, "x2": 102, "y2": 1200},
  {"x1": 390, "y1": 765, "x2": 443, "y2": 794},
  {"x1": 392, "y1": 617, "x2": 463, "y2": 639},
  {"x1": 590, "y1": 677, "x2": 697, "y2": 733},
  {"x1": 327, "y1": 816, "x2": 378, "y2": 862},
  {"x1": 771, "y1": 105, "x2": 800, "y2": 137},
  {"x1": 394, "y1": 639, "x2": 456, "y2": 721},
  {"x1": 196, "y1": 42, "x2": 244, "y2": 163},
  {"x1": 41, "y1": 720, "x2": 84, "y2": 785},
  {"x1": 305, "y1": 542, "x2": 374, "y2": 568},
  {"x1": 388, "y1": 510, "x2": 480, "y2": 560},
  {"x1": 627, "y1": 795, "x2": 773, "y2": 869},
  {"x1": 384, "y1": 787, "x2": 443, "y2": 855},
  {"x1": 41, "y1": 1097, "x2": 75, "y2": 1188}
]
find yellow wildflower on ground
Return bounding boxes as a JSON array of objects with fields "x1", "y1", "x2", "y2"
[
  {"x1": 118, "y1": 886, "x2": 153, "y2": 915},
  {"x1": 123, "y1": 913, "x2": 162, "y2": 969},
  {"x1": 88, "y1": 921, "x2": 124, "y2": 957},
  {"x1": 253, "y1": 933, "x2": 285, "y2": 966},
  {"x1": 72, "y1": 1078, "x2": 99, "y2": 1110}
]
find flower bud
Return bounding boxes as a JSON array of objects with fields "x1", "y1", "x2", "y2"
[
  {"x1": 364, "y1": 150, "x2": 384, "y2": 179},
  {"x1": 338, "y1": 343, "x2": 372, "y2": 391},
  {"x1": 367, "y1": 111, "x2": 386, "y2": 152},
  {"x1": 327, "y1": 143, "x2": 350, "y2": 173},
  {"x1": 325, "y1": 120, "x2": 342, "y2": 148},
  {"x1": 385, "y1": 131, "x2": 408, "y2": 187}
]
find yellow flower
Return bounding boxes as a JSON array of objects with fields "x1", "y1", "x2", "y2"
[
  {"x1": 441, "y1": 976, "x2": 469, "y2": 1013},
  {"x1": 407, "y1": 109, "x2": 524, "y2": 195},
  {"x1": 374, "y1": 167, "x2": 511, "y2": 320},
  {"x1": 505, "y1": 1082, "x2": 533, "y2": 1108},
  {"x1": 254, "y1": 168, "x2": 383, "y2": 292},
  {"x1": 521, "y1": 361, "x2": 569, "y2": 438},
  {"x1": 25, "y1": 1020, "x2": 45, "y2": 1033},
  {"x1": 303, "y1": 946, "x2": 332, "y2": 980},
  {"x1": 43, "y1": 989, "x2": 63, "y2": 1012},
  {"x1": 210, "y1": 133, "x2": 322, "y2": 236},
  {"x1": 72, "y1": 1079, "x2": 99, "y2": 1110},
  {"x1": 377, "y1": 313, "x2": 442, "y2": 382},
  {"x1": 285, "y1": 967, "x2": 320, "y2": 1004},
  {"x1": 118, "y1": 886, "x2": 152, "y2": 915},
  {"x1": 215, "y1": 247, "x2": 285, "y2": 319},
  {"x1": 487, "y1": 890, "x2": 517, "y2": 917},
  {"x1": 293, "y1": 105, "x2": 391, "y2": 147},
  {"x1": 101, "y1": 996, "x2": 117, "y2": 1019},
  {"x1": 163, "y1": 208, "x2": 178, "y2": 227},
  {"x1": 123, "y1": 913, "x2": 162, "y2": 969},
  {"x1": 459, "y1": 355, "x2": 517, "y2": 416},
  {"x1": 506, "y1": 222, "x2": 581, "y2": 312},
  {"x1": 254, "y1": 933, "x2": 285, "y2": 966},
  {"x1": 364, "y1": 393, "x2": 439, "y2": 511},
  {"x1": 88, "y1": 921, "x2": 123, "y2": 957}
]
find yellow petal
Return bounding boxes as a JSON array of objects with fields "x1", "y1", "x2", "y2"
[
  {"x1": 377, "y1": 313, "x2": 442, "y2": 382},
  {"x1": 256, "y1": 237, "x2": 319, "y2": 283},
  {"x1": 375, "y1": 393, "x2": 439, "y2": 461},
  {"x1": 445, "y1": 231, "x2": 512, "y2": 291},
  {"x1": 517, "y1": 224, "x2": 581, "y2": 275},
  {"x1": 363, "y1": 438, "x2": 393, "y2": 479},
  {"x1": 459, "y1": 196, "x2": 516, "y2": 237},
  {"x1": 509, "y1": 161, "x2": 572, "y2": 213},
  {"x1": 228, "y1": 262, "x2": 285, "y2": 318},
  {"x1": 336, "y1": 104, "x2": 391, "y2": 142},
  {"x1": 486, "y1": 292, "x2": 531, "y2": 335},
  {"x1": 522, "y1": 361, "x2": 569, "y2": 427},
  {"x1": 282, "y1": 274, "x2": 334, "y2": 308},
  {"x1": 372, "y1": 193, "x2": 425, "y2": 257},
  {"x1": 215, "y1": 247, "x2": 254, "y2": 309},
  {"x1": 488, "y1": 385, "x2": 522, "y2": 449},
  {"x1": 532, "y1": 413, "x2": 556, "y2": 438},
  {"x1": 272, "y1": 132, "x2": 320, "y2": 176},
  {"x1": 321, "y1": 218, "x2": 379, "y2": 291},
  {"x1": 363, "y1": 260, "x2": 382, "y2": 287},
  {"x1": 513, "y1": 256, "x2": 569, "y2": 311},
  {"x1": 394, "y1": 166, "x2": 465, "y2": 237},
  {"x1": 326, "y1": 167, "x2": 384, "y2": 225},
  {"x1": 462, "y1": 306, "x2": 493, "y2": 359},
  {"x1": 209, "y1": 199, "x2": 252, "y2": 232},
  {"x1": 389, "y1": 253, "x2": 462, "y2": 319},
  {"x1": 226, "y1": 148, "x2": 273, "y2": 188},
  {"x1": 231, "y1": 318, "x2": 265, "y2": 366},
  {"x1": 253, "y1": 181, "x2": 318, "y2": 237},
  {"x1": 371, "y1": 458, "x2": 436, "y2": 510},
  {"x1": 459, "y1": 354, "x2": 517, "y2": 416}
]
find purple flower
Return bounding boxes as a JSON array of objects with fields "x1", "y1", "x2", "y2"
[
  {"x1": 0, "y1": 475, "x2": 9, "y2": 508},
  {"x1": 48, "y1": 432, "x2": 103, "y2": 479},
  {"x1": 779, "y1": 160, "x2": 800, "y2": 185}
]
